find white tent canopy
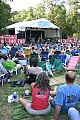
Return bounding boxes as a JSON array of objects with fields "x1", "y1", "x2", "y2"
[{"x1": 6, "y1": 18, "x2": 60, "y2": 30}]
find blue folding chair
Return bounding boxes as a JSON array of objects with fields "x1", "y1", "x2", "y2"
[
  {"x1": 41, "y1": 51, "x2": 49, "y2": 61},
  {"x1": 58, "y1": 54, "x2": 66, "y2": 65}
]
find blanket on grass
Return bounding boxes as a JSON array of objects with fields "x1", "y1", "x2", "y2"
[
  {"x1": 12, "y1": 104, "x2": 73, "y2": 120},
  {"x1": 12, "y1": 104, "x2": 31, "y2": 120},
  {"x1": 12, "y1": 99, "x2": 80, "y2": 120}
]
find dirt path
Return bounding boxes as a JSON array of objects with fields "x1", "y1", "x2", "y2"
[{"x1": 50, "y1": 75, "x2": 65, "y2": 85}]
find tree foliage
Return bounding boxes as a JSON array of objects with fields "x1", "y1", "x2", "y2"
[
  {"x1": 1, "y1": 0, "x2": 80, "y2": 37},
  {"x1": 66, "y1": 0, "x2": 80, "y2": 36},
  {"x1": 33, "y1": 3, "x2": 46, "y2": 19},
  {"x1": 0, "y1": 0, "x2": 11, "y2": 31}
]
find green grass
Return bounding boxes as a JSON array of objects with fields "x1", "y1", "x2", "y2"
[{"x1": 0, "y1": 70, "x2": 80, "y2": 120}]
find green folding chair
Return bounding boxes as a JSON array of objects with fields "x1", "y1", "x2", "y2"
[
  {"x1": 49, "y1": 54, "x2": 57, "y2": 69},
  {"x1": 38, "y1": 61, "x2": 46, "y2": 71},
  {"x1": 29, "y1": 53, "x2": 38, "y2": 66},
  {"x1": 2, "y1": 61, "x2": 15, "y2": 71},
  {"x1": 53, "y1": 58, "x2": 62, "y2": 71}
]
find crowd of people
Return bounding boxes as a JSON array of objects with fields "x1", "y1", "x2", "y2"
[
  {"x1": 0, "y1": 41, "x2": 80, "y2": 120},
  {"x1": 18, "y1": 71, "x2": 80, "y2": 120}
]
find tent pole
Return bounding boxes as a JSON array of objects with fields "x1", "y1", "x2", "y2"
[
  {"x1": 30, "y1": 30, "x2": 31, "y2": 38},
  {"x1": 25, "y1": 29, "x2": 26, "y2": 39},
  {"x1": 41, "y1": 30, "x2": 42, "y2": 39}
]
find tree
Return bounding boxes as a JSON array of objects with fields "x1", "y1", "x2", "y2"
[
  {"x1": 24, "y1": 6, "x2": 34, "y2": 21},
  {"x1": 66, "y1": 0, "x2": 80, "y2": 36},
  {"x1": 33, "y1": 3, "x2": 46, "y2": 19},
  {"x1": 0, "y1": 0, "x2": 11, "y2": 32},
  {"x1": 11, "y1": 10, "x2": 27, "y2": 23},
  {"x1": 11, "y1": 7, "x2": 34, "y2": 22},
  {"x1": 43, "y1": 0, "x2": 67, "y2": 38}
]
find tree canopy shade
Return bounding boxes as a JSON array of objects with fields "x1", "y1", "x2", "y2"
[{"x1": 0, "y1": 0, "x2": 11, "y2": 31}]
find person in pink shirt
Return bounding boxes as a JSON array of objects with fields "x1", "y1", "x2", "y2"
[{"x1": 18, "y1": 71, "x2": 51, "y2": 115}]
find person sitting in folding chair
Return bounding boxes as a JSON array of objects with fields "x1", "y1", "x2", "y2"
[
  {"x1": 25, "y1": 58, "x2": 43, "y2": 84},
  {"x1": 3, "y1": 54, "x2": 24, "y2": 75},
  {"x1": 0, "y1": 63, "x2": 11, "y2": 82}
]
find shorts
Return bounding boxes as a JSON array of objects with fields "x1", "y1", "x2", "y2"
[{"x1": 25, "y1": 103, "x2": 51, "y2": 115}]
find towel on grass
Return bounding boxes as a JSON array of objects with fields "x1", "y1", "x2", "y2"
[{"x1": 12, "y1": 104, "x2": 31, "y2": 120}]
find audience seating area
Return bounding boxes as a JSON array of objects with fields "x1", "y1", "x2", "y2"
[{"x1": 0, "y1": 42, "x2": 80, "y2": 86}]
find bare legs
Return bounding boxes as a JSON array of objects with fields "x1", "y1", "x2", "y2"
[
  {"x1": 18, "y1": 83, "x2": 35, "y2": 109},
  {"x1": 18, "y1": 98, "x2": 31, "y2": 109}
]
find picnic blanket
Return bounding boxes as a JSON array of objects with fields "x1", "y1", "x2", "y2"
[
  {"x1": 12, "y1": 101, "x2": 54, "y2": 120},
  {"x1": 12, "y1": 104, "x2": 31, "y2": 120},
  {"x1": 12, "y1": 103, "x2": 72, "y2": 120},
  {"x1": 12, "y1": 97, "x2": 80, "y2": 120}
]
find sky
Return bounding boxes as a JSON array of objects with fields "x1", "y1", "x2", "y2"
[
  {"x1": 6, "y1": 0, "x2": 74, "y2": 12},
  {"x1": 7, "y1": 0, "x2": 44, "y2": 12}
]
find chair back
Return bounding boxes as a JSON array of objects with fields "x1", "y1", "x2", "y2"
[
  {"x1": 18, "y1": 59, "x2": 27, "y2": 66},
  {"x1": 41, "y1": 51, "x2": 49, "y2": 61},
  {"x1": 67, "y1": 56, "x2": 80, "y2": 70},
  {"x1": 30, "y1": 53, "x2": 38, "y2": 61},
  {"x1": 9, "y1": 50, "x2": 17, "y2": 59},
  {"x1": 58, "y1": 54, "x2": 66, "y2": 64},
  {"x1": 28, "y1": 74, "x2": 37, "y2": 84},
  {"x1": 49, "y1": 54, "x2": 57, "y2": 65},
  {"x1": 29, "y1": 53, "x2": 38, "y2": 66},
  {"x1": 54, "y1": 58, "x2": 62, "y2": 70},
  {"x1": 2, "y1": 61, "x2": 14, "y2": 71},
  {"x1": 38, "y1": 61, "x2": 46, "y2": 71},
  {"x1": 24, "y1": 49, "x2": 31, "y2": 59}
]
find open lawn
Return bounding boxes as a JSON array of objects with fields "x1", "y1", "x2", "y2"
[{"x1": 0, "y1": 70, "x2": 80, "y2": 120}]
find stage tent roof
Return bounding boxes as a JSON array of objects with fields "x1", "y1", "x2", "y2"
[{"x1": 6, "y1": 18, "x2": 60, "y2": 30}]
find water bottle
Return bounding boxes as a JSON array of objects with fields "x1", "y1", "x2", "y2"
[{"x1": 13, "y1": 90, "x2": 17, "y2": 100}]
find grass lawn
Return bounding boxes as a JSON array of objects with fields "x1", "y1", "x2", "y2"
[{"x1": 0, "y1": 70, "x2": 80, "y2": 120}]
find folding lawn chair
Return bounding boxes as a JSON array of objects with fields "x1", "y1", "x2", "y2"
[
  {"x1": 53, "y1": 58, "x2": 62, "y2": 71},
  {"x1": 49, "y1": 54, "x2": 57, "y2": 69},
  {"x1": 41, "y1": 51, "x2": 49, "y2": 61},
  {"x1": 38, "y1": 61, "x2": 46, "y2": 71},
  {"x1": 29, "y1": 53, "x2": 38, "y2": 66},
  {"x1": 2, "y1": 61, "x2": 20, "y2": 75},
  {"x1": 0, "y1": 74, "x2": 5, "y2": 86},
  {"x1": 25, "y1": 73, "x2": 37, "y2": 84},
  {"x1": 18, "y1": 59, "x2": 27, "y2": 66},
  {"x1": 58, "y1": 54, "x2": 66, "y2": 65},
  {"x1": 63, "y1": 56, "x2": 80, "y2": 71},
  {"x1": 24, "y1": 49, "x2": 31, "y2": 60},
  {"x1": 38, "y1": 61, "x2": 53, "y2": 76},
  {"x1": 2, "y1": 61, "x2": 15, "y2": 71}
]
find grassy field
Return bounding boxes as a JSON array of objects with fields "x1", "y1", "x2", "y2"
[{"x1": 0, "y1": 70, "x2": 80, "y2": 120}]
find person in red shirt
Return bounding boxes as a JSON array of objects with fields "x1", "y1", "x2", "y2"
[{"x1": 18, "y1": 71, "x2": 51, "y2": 115}]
